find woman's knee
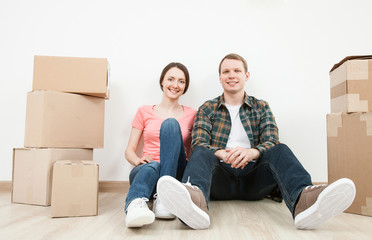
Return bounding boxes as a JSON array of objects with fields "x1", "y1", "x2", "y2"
[
  {"x1": 144, "y1": 161, "x2": 161, "y2": 171},
  {"x1": 129, "y1": 161, "x2": 160, "y2": 182},
  {"x1": 161, "y1": 118, "x2": 180, "y2": 130},
  {"x1": 160, "y1": 118, "x2": 182, "y2": 140}
]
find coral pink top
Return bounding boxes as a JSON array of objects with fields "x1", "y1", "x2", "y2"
[{"x1": 132, "y1": 105, "x2": 197, "y2": 163}]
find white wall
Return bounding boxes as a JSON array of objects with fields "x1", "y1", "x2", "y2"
[{"x1": 1, "y1": 0, "x2": 372, "y2": 182}]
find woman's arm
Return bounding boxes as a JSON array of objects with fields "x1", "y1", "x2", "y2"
[{"x1": 125, "y1": 127, "x2": 144, "y2": 166}]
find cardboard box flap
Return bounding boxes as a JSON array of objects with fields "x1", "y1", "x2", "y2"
[{"x1": 330, "y1": 55, "x2": 372, "y2": 73}]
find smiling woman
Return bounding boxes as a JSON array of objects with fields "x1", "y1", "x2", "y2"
[
  {"x1": 159, "y1": 62, "x2": 190, "y2": 96},
  {"x1": 123, "y1": 62, "x2": 197, "y2": 228}
]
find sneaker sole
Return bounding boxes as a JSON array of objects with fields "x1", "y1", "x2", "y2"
[
  {"x1": 155, "y1": 213, "x2": 176, "y2": 219},
  {"x1": 157, "y1": 176, "x2": 210, "y2": 229},
  {"x1": 126, "y1": 210, "x2": 155, "y2": 228},
  {"x1": 295, "y1": 178, "x2": 356, "y2": 230}
]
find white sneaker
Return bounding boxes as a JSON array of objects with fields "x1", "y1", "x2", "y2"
[
  {"x1": 294, "y1": 178, "x2": 356, "y2": 229},
  {"x1": 153, "y1": 194, "x2": 176, "y2": 219},
  {"x1": 157, "y1": 176, "x2": 210, "y2": 230},
  {"x1": 125, "y1": 198, "x2": 155, "y2": 227}
]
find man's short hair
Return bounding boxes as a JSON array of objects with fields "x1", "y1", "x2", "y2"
[{"x1": 218, "y1": 53, "x2": 248, "y2": 75}]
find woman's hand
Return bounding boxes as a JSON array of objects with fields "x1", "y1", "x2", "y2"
[{"x1": 136, "y1": 155, "x2": 154, "y2": 166}]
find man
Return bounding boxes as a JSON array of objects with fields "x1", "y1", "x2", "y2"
[{"x1": 156, "y1": 53, "x2": 356, "y2": 230}]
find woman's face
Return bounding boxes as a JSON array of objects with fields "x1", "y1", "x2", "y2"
[{"x1": 161, "y1": 67, "x2": 186, "y2": 100}]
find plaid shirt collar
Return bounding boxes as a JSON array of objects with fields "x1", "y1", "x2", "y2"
[{"x1": 217, "y1": 92, "x2": 253, "y2": 109}]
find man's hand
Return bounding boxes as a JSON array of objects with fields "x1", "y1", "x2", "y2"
[
  {"x1": 215, "y1": 149, "x2": 229, "y2": 162},
  {"x1": 226, "y1": 147, "x2": 260, "y2": 169}
]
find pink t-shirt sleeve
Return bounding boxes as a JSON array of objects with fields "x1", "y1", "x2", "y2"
[{"x1": 132, "y1": 107, "x2": 145, "y2": 130}]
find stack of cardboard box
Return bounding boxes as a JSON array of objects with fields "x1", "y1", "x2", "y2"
[
  {"x1": 327, "y1": 55, "x2": 372, "y2": 216},
  {"x1": 12, "y1": 55, "x2": 109, "y2": 218}
]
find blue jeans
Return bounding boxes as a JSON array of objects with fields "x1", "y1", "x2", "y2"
[
  {"x1": 181, "y1": 144, "x2": 312, "y2": 217},
  {"x1": 125, "y1": 118, "x2": 187, "y2": 211}
]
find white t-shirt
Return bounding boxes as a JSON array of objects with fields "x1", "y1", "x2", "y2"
[{"x1": 225, "y1": 104, "x2": 251, "y2": 149}]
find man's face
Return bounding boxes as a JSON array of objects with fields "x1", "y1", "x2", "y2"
[{"x1": 219, "y1": 59, "x2": 250, "y2": 95}]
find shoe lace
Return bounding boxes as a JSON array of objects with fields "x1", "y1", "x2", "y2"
[
  {"x1": 305, "y1": 184, "x2": 327, "y2": 190},
  {"x1": 184, "y1": 176, "x2": 199, "y2": 190},
  {"x1": 131, "y1": 198, "x2": 149, "y2": 209}
]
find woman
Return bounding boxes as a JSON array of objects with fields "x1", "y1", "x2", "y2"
[{"x1": 124, "y1": 62, "x2": 197, "y2": 228}]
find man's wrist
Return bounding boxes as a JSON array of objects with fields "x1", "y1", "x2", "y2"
[
  {"x1": 252, "y1": 148, "x2": 260, "y2": 159},
  {"x1": 214, "y1": 149, "x2": 223, "y2": 160}
]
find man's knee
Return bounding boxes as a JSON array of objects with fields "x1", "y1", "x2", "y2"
[
  {"x1": 260, "y1": 143, "x2": 291, "y2": 162},
  {"x1": 272, "y1": 143, "x2": 290, "y2": 153},
  {"x1": 192, "y1": 145, "x2": 213, "y2": 156},
  {"x1": 190, "y1": 146, "x2": 217, "y2": 163}
]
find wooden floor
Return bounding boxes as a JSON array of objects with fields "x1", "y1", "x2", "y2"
[{"x1": 1, "y1": 190, "x2": 372, "y2": 240}]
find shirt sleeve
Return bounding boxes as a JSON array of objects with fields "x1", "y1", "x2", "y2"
[
  {"x1": 254, "y1": 101, "x2": 279, "y2": 155},
  {"x1": 191, "y1": 108, "x2": 220, "y2": 152},
  {"x1": 131, "y1": 107, "x2": 145, "y2": 130}
]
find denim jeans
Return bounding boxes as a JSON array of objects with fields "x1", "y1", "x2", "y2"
[
  {"x1": 181, "y1": 144, "x2": 312, "y2": 217},
  {"x1": 125, "y1": 118, "x2": 187, "y2": 211}
]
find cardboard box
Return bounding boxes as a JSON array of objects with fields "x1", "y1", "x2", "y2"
[
  {"x1": 12, "y1": 148, "x2": 93, "y2": 206},
  {"x1": 33, "y1": 55, "x2": 109, "y2": 98},
  {"x1": 51, "y1": 160, "x2": 99, "y2": 217},
  {"x1": 24, "y1": 91, "x2": 105, "y2": 148},
  {"x1": 327, "y1": 113, "x2": 372, "y2": 216},
  {"x1": 330, "y1": 55, "x2": 372, "y2": 113}
]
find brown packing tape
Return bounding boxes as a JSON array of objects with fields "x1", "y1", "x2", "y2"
[
  {"x1": 360, "y1": 114, "x2": 372, "y2": 136},
  {"x1": 361, "y1": 198, "x2": 372, "y2": 216},
  {"x1": 330, "y1": 81, "x2": 347, "y2": 99},
  {"x1": 327, "y1": 114, "x2": 342, "y2": 137}
]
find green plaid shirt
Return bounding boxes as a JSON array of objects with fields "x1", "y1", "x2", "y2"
[{"x1": 191, "y1": 93, "x2": 279, "y2": 156}]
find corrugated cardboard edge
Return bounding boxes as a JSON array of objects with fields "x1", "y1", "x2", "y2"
[
  {"x1": 330, "y1": 55, "x2": 372, "y2": 73},
  {"x1": 361, "y1": 198, "x2": 372, "y2": 216},
  {"x1": 95, "y1": 163, "x2": 99, "y2": 216},
  {"x1": 11, "y1": 148, "x2": 17, "y2": 203},
  {"x1": 327, "y1": 113, "x2": 342, "y2": 137}
]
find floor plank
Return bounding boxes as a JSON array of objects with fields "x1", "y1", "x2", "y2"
[{"x1": 0, "y1": 190, "x2": 371, "y2": 240}]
